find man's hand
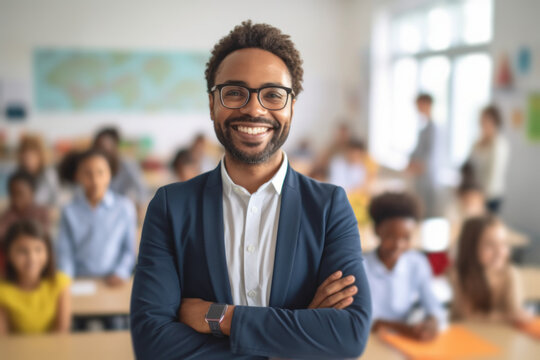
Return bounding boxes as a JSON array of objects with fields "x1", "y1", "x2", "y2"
[
  {"x1": 179, "y1": 298, "x2": 235, "y2": 336},
  {"x1": 105, "y1": 274, "x2": 125, "y2": 287},
  {"x1": 308, "y1": 271, "x2": 357, "y2": 309}
]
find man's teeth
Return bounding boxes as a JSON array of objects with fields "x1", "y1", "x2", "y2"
[{"x1": 237, "y1": 126, "x2": 269, "y2": 135}]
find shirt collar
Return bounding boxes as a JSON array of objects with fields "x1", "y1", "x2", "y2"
[
  {"x1": 220, "y1": 151, "x2": 288, "y2": 197},
  {"x1": 75, "y1": 187, "x2": 115, "y2": 209},
  {"x1": 370, "y1": 248, "x2": 408, "y2": 277}
]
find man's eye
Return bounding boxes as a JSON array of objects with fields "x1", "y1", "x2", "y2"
[{"x1": 224, "y1": 91, "x2": 244, "y2": 97}]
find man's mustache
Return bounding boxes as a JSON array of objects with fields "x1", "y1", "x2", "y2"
[{"x1": 224, "y1": 116, "x2": 280, "y2": 129}]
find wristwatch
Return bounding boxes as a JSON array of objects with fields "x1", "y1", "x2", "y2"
[{"x1": 205, "y1": 303, "x2": 228, "y2": 337}]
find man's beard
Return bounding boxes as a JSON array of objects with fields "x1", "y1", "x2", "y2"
[{"x1": 214, "y1": 115, "x2": 290, "y2": 164}]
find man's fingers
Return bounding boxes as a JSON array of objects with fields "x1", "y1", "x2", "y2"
[
  {"x1": 319, "y1": 285, "x2": 358, "y2": 308},
  {"x1": 313, "y1": 275, "x2": 355, "y2": 309},
  {"x1": 322, "y1": 275, "x2": 355, "y2": 298},
  {"x1": 319, "y1": 271, "x2": 343, "y2": 290},
  {"x1": 309, "y1": 271, "x2": 343, "y2": 308},
  {"x1": 333, "y1": 296, "x2": 354, "y2": 309}
]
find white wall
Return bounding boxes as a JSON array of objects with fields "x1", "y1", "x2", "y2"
[
  {"x1": 492, "y1": 0, "x2": 540, "y2": 235},
  {"x1": 0, "y1": 0, "x2": 373, "y2": 156}
]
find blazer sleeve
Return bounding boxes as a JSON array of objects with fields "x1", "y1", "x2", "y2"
[
  {"x1": 229, "y1": 186, "x2": 372, "y2": 359},
  {"x1": 130, "y1": 187, "x2": 264, "y2": 360}
]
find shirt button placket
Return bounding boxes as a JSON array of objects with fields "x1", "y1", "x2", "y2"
[{"x1": 244, "y1": 195, "x2": 261, "y2": 306}]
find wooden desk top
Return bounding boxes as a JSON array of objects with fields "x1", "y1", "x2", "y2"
[
  {"x1": 361, "y1": 322, "x2": 540, "y2": 360},
  {"x1": 0, "y1": 331, "x2": 133, "y2": 360},
  {"x1": 71, "y1": 278, "x2": 132, "y2": 316},
  {"x1": 1, "y1": 323, "x2": 539, "y2": 360},
  {"x1": 519, "y1": 266, "x2": 540, "y2": 302}
]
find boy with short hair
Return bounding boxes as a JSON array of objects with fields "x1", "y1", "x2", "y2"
[{"x1": 364, "y1": 192, "x2": 445, "y2": 341}]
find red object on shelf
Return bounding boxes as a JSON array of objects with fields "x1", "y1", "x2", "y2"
[{"x1": 426, "y1": 251, "x2": 450, "y2": 276}]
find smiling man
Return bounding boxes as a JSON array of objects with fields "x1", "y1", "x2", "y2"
[{"x1": 130, "y1": 21, "x2": 371, "y2": 359}]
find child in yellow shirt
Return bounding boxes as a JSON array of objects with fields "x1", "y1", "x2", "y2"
[{"x1": 0, "y1": 220, "x2": 71, "y2": 334}]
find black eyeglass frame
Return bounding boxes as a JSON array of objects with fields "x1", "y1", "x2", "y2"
[{"x1": 209, "y1": 84, "x2": 295, "y2": 111}]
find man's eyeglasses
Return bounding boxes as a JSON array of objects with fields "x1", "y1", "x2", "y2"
[{"x1": 210, "y1": 84, "x2": 295, "y2": 111}]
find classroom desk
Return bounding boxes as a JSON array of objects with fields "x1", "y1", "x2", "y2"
[
  {"x1": 361, "y1": 322, "x2": 540, "y2": 360},
  {"x1": 519, "y1": 266, "x2": 540, "y2": 302},
  {"x1": 1, "y1": 323, "x2": 538, "y2": 360},
  {"x1": 71, "y1": 278, "x2": 133, "y2": 316},
  {"x1": 0, "y1": 331, "x2": 133, "y2": 360}
]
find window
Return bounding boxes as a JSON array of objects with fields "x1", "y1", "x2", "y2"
[{"x1": 370, "y1": 0, "x2": 493, "y2": 171}]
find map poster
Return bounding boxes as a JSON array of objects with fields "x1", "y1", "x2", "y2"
[
  {"x1": 528, "y1": 93, "x2": 540, "y2": 141},
  {"x1": 34, "y1": 49, "x2": 209, "y2": 113}
]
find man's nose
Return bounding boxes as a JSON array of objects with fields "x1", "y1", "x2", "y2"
[{"x1": 239, "y1": 93, "x2": 268, "y2": 118}]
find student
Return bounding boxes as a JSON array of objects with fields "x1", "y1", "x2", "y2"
[
  {"x1": 450, "y1": 215, "x2": 530, "y2": 323},
  {"x1": 328, "y1": 138, "x2": 378, "y2": 193},
  {"x1": 190, "y1": 133, "x2": 219, "y2": 174},
  {"x1": 446, "y1": 180, "x2": 486, "y2": 223},
  {"x1": 0, "y1": 171, "x2": 50, "y2": 241},
  {"x1": 92, "y1": 127, "x2": 148, "y2": 207},
  {"x1": 0, "y1": 220, "x2": 71, "y2": 335},
  {"x1": 170, "y1": 148, "x2": 198, "y2": 182},
  {"x1": 364, "y1": 192, "x2": 445, "y2": 341},
  {"x1": 55, "y1": 149, "x2": 136, "y2": 287},
  {"x1": 16, "y1": 134, "x2": 60, "y2": 208}
]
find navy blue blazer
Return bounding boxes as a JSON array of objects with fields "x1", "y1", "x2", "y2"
[{"x1": 130, "y1": 163, "x2": 372, "y2": 359}]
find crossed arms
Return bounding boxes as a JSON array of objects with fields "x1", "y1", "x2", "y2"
[{"x1": 130, "y1": 186, "x2": 371, "y2": 359}]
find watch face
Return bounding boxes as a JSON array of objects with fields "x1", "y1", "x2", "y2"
[{"x1": 206, "y1": 304, "x2": 226, "y2": 321}]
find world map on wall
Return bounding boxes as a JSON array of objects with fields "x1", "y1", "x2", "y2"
[{"x1": 34, "y1": 49, "x2": 209, "y2": 112}]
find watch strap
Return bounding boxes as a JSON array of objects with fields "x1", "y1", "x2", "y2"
[
  {"x1": 205, "y1": 303, "x2": 228, "y2": 337},
  {"x1": 208, "y1": 319, "x2": 224, "y2": 337}
]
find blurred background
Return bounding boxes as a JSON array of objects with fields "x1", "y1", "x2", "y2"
[{"x1": 0, "y1": 0, "x2": 539, "y2": 359}]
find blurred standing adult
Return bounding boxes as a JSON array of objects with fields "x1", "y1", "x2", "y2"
[
  {"x1": 466, "y1": 106, "x2": 510, "y2": 214},
  {"x1": 407, "y1": 93, "x2": 440, "y2": 218}
]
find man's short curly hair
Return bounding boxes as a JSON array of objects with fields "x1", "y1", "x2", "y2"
[
  {"x1": 205, "y1": 20, "x2": 304, "y2": 96},
  {"x1": 368, "y1": 192, "x2": 421, "y2": 227}
]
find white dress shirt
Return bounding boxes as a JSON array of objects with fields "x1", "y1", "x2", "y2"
[{"x1": 221, "y1": 151, "x2": 288, "y2": 307}]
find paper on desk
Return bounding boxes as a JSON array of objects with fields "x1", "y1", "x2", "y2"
[
  {"x1": 520, "y1": 317, "x2": 540, "y2": 340},
  {"x1": 379, "y1": 325, "x2": 500, "y2": 360},
  {"x1": 71, "y1": 280, "x2": 97, "y2": 296}
]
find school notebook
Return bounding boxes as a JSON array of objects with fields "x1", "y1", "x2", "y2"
[{"x1": 379, "y1": 324, "x2": 500, "y2": 360}]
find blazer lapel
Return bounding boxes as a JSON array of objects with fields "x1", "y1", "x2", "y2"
[
  {"x1": 202, "y1": 164, "x2": 233, "y2": 304},
  {"x1": 269, "y1": 167, "x2": 301, "y2": 307}
]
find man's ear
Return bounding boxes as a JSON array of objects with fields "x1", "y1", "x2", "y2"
[
  {"x1": 290, "y1": 98, "x2": 296, "y2": 118},
  {"x1": 208, "y1": 93, "x2": 215, "y2": 121}
]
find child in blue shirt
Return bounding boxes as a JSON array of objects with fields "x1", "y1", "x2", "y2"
[
  {"x1": 56, "y1": 149, "x2": 136, "y2": 287},
  {"x1": 364, "y1": 192, "x2": 445, "y2": 341}
]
